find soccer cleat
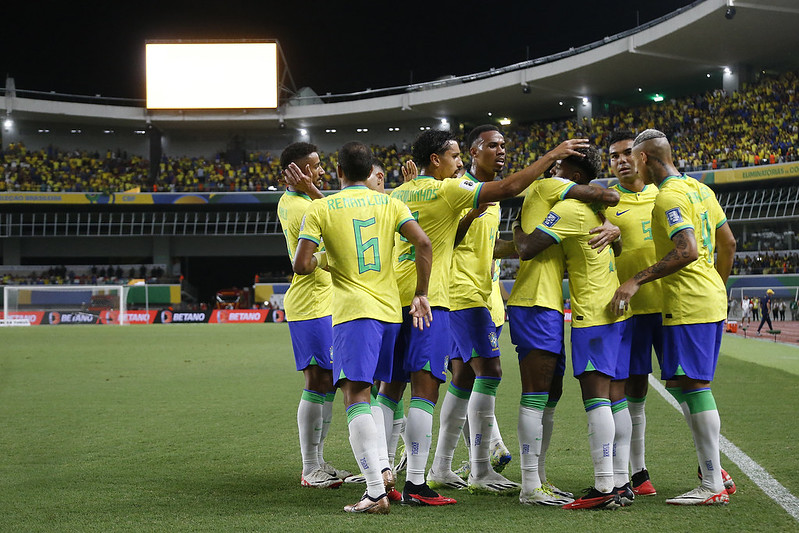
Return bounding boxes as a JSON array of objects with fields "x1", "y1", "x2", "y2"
[
  {"x1": 543, "y1": 480, "x2": 574, "y2": 499},
  {"x1": 697, "y1": 466, "x2": 737, "y2": 495},
  {"x1": 615, "y1": 483, "x2": 635, "y2": 506},
  {"x1": 301, "y1": 468, "x2": 343, "y2": 489},
  {"x1": 666, "y1": 486, "x2": 729, "y2": 506},
  {"x1": 382, "y1": 468, "x2": 396, "y2": 493},
  {"x1": 386, "y1": 488, "x2": 402, "y2": 502},
  {"x1": 520, "y1": 486, "x2": 574, "y2": 506},
  {"x1": 344, "y1": 475, "x2": 366, "y2": 484},
  {"x1": 394, "y1": 443, "x2": 407, "y2": 474},
  {"x1": 467, "y1": 471, "x2": 521, "y2": 495},
  {"x1": 344, "y1": 492, "x2": 390, "y2": 514},
  {"x1": 427, "y1": 467, "x2": 468, "y2": 490},
  {"x1": 561, "y1": 487, "x2": 622, "y2": 510},
  {"x1": 401, "y1": 481, "x2": 458, "y2": 506},
  {"x1": 490, "y1": 441, "x2": 512, "y2": 473},
  {"x1": 453, "y1": 460, "x2": 471, "y2": 481},
  {"x1": 321, "y1": 462, "x2": 354, "y2": 482},
  {"x1": 631, "y1": 468, "x2": 657, "y2": 496}
]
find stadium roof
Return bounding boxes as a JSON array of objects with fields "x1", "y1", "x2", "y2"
[{"x1": 3, "y1": 0, "x2": 798, "y2": 130}]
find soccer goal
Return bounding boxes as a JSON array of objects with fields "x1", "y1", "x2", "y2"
[
  {"x1": 2, "y1": 285, "x2": 128, "y2": 325},
  {"x1": 728, "y1": 286, "x2": 799, "y2": 321}
]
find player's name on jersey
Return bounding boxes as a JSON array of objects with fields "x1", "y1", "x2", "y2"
[
  {"x1": 325, "y1": 194, "x2": 390, "y2": 210},
  {"x1": 391, "y1": 188, "x2": 439, "y2": 202}
]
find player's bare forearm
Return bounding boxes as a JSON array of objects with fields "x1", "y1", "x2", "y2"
[
  {"x1": 514, "y1": 226, "x2": 556, "y2": 261},
  {"x1": 493, "y1": 238, "x2": 517, "y2": 259},
  {"x1": 400, "y1": 220, "x2": 432, "y2": 297},
  {"x1": 715, "y1": 222, "x2": 736, "y2": 284},
  {"x1": 454, "y1": 204, "x2": 489, "y2": 247},
  {"x1": 610, "y1": 229, "x2": 696, "y2": 315},
  {"x1": 292, "y1": 239, "x2": 319, "y2": 274},
  {"x1": 566, "y1": 184, "x2": 620, "y2": 207},
  {"x1": 588, "y1": 214, "x2": 621, "y2": 254},
  {"x1": 477, "y1": 139, "x2": 589, "y2": 203},
  {"x1": 632, "y1": 229, "x2": 697, "y2": 285}
]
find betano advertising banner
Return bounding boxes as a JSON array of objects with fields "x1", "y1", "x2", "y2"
[
  {"x1": 0, "y1": 192, "x2": 283, "y2": 205},
  {"x1": 1, "y1": 308, "x2": 285, "y2": 325}
]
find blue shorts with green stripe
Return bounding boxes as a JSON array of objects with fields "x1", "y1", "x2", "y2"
[
  {"x1": 507, "y1": 305, "x2": 566, "y2": 376},
  {"x1": 661, "y1": 321, "x2": 723, "y2": 381},
  {"x1": 450, "y1": 307, "x2": 500, "y2": 363},
  {"x1": 392, "y1": 307, "x2": 450, "y2": 383},
  {"x1": 570, "y1": 319, "x2": 631, "y2": 379},
  {"x1": 332, "y1": 318, "x2": 400, "y2": 386},
  {"x1": 288, "y1": 315, "x2": 333, "y2": 371}
]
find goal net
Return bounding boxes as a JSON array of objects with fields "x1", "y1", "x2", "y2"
[{"x1": 2, "y1": 285, "x2": 128, "y2": 326}]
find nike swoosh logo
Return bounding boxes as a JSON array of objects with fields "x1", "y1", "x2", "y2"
[{"x1": 615, "y1": 209, "x2": 630, "y2": 216}]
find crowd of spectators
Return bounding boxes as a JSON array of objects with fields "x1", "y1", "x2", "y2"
[
  {"x1": 1, "y1": 265, "x2": 173, "y2": 286},
  {"x1": 1, "y1": 71, "x2": 796, "y2": 194},
  {"x1": 732, "y1": 251, "x2": 799, "y2": 275}
]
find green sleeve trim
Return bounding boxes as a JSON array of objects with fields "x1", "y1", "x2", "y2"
[
  {"x1": 668, "y1": 224, "x2": 693, "y2": 239},
  {"x1": 472, "y1": 182, "x2": 485, "y2": 209},
  {"x1": 559, "y1": 182, "x2": 576, "y2": 200},
  {"x1": 537, "y1": 225, "x2": 562, "y2": 243},
  {"x1": 297, "y1": 234, "x2": 320, "y2": 245},
  {"x1": 715, "y1": 217, "x2": 727, "y2": 229},
  {"x1": 397, "y1": 217, "x2": 415, "y2": 233}
]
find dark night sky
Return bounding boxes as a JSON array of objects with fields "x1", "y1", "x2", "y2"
[{"x1": 1, "y1": 0, "x2": 696, "y2": 100}]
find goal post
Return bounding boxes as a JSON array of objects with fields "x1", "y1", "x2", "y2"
[{"x1": 2, "y1": 285, "x2": 128, "y2": 325}]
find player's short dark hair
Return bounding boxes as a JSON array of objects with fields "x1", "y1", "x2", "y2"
[
  {"x1": 608, "y1": 129, "x2": 636, "y2": 147},
  {"x1": 280, "y1": 142, "x2": 318, "y2": 171},
  {"x1": 466, "y1": 124, "x2": 502, "y2": 149},
  {"x1": 338, "y1": 141, "x2": 374, "y2": 182},
  {"x1": 411, "y1": 130, "x2": 458, "y2": 168},
  {"x1": 563, "y1": 145, "x2": 602, "y2": 180}
]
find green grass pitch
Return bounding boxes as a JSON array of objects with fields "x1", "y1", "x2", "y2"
[{"x1": 1, "y1": 324, "x2": 797, "y2": 532}]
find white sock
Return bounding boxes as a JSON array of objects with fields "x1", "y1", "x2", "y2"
[
  {"x1": 468, "y1": 386, "x2": 497, "y2": 478},
  {"x1": 585, "y1": 401, "x2": 615, "y2": 494},
  {"x1": 539, "y1": 406, "x2": 556, "y2": 483},
  {"x1": 405, "y1": 400, "x2": 434, "y2": 485},
  {"x1": 297, "y1": 392, "x2": 323, "y2": 475},
  {"x1": 431, "y1": 388, "x2": 469, "y2": 474},
  {"x1": 347, "y1": 406, "x2": 385, "y2": 499},
  {"x1": 612, "y1": 402, "x2": 632, "y2": 487},
  {"x1": 518, "y1": 404, "x2": 544, "y2": 493},
  {"x1": 371, "y1": 404, "x2": 390, "y2": 471},
  {"x1": 388, "y1": 415, "x2": 405, "y2": 467},
  {"x1": 692, "y1": 409, "x2": 724, "y2": 492},
  {"x1": 461, "y1": 414, "x2": 472, "y2": 455},
  {"x1": 317, "y1": 393, "x2": 334, "y2": 465},
  {"x1": 627, "y1": 399, "x2": 647, "y2": 473},
  {"x1": 489, "y1": 414, "x2": 503, "y2": 447}
]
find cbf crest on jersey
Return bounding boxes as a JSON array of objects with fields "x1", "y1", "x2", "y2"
[
  {"x1": 543, "y1": 211, "x2": 561, "y2": 227},
  {"x1": 666, "y1": 207, "x2": 683, "y2": 226}
]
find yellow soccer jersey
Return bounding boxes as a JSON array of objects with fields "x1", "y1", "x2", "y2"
[
  {"x1": 537, "y1": 199, "x2": 628, "y2": 328},
  {"x1": 490, "y1": 258, "x2": 505, "y2": 327},
  {"x1": 277, "y1": 191, "x2": 333, "y2": 321},
  {"x1": 606, "y1": 184, "x2": 663, "y2": 315},
  {"x1": 450, "y1": 174, "x2": 499, "y2": 310},
  {"x1": 652, "y1": 175, "x2": 728, "y2": 326},
  {"x1": 391, "y1": 176, "x2": 483, "y2": 308},
  {"x1": 507, "y1": 177, "x2": 576, "y2": 311},
  {"x1": 298, "y1": 185, "x2": 415, "y2": 326}
]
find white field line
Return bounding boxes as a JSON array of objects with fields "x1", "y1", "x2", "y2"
[{"x1": 649, "y1": 376, "x2": 799, "y2": 521}]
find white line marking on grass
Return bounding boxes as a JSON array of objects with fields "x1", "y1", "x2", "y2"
[{"x1": 649, "y1": 376, "x2": 799, "y2": 521}]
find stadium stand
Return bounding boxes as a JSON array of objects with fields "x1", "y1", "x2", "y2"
[{"x1": 2, "y1": 71, "x2": 796, "y2": 194}]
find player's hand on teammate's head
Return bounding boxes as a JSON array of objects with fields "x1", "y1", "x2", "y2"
[
  {"x1": 402, "y1": 160, "x2": 418, "y2": 182},
  {"x1": 549, "y1": 138, "x2": 590, "y2": 160},
  {"x1": 409, "y1": 294, "x2": 432, "y2": 331}
]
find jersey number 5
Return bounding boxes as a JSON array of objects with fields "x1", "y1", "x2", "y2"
[{"x1": 353, "y1": 218, "x2": 381, "y2": 273}]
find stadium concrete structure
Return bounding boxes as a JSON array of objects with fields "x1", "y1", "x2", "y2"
[{"x1": 2, "y1": 0, "x2": 799, "y2": 301}]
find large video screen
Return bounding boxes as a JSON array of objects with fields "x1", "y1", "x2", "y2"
[{"x1": 146, "y1": 41, "x2": 278, "y2": 109}]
